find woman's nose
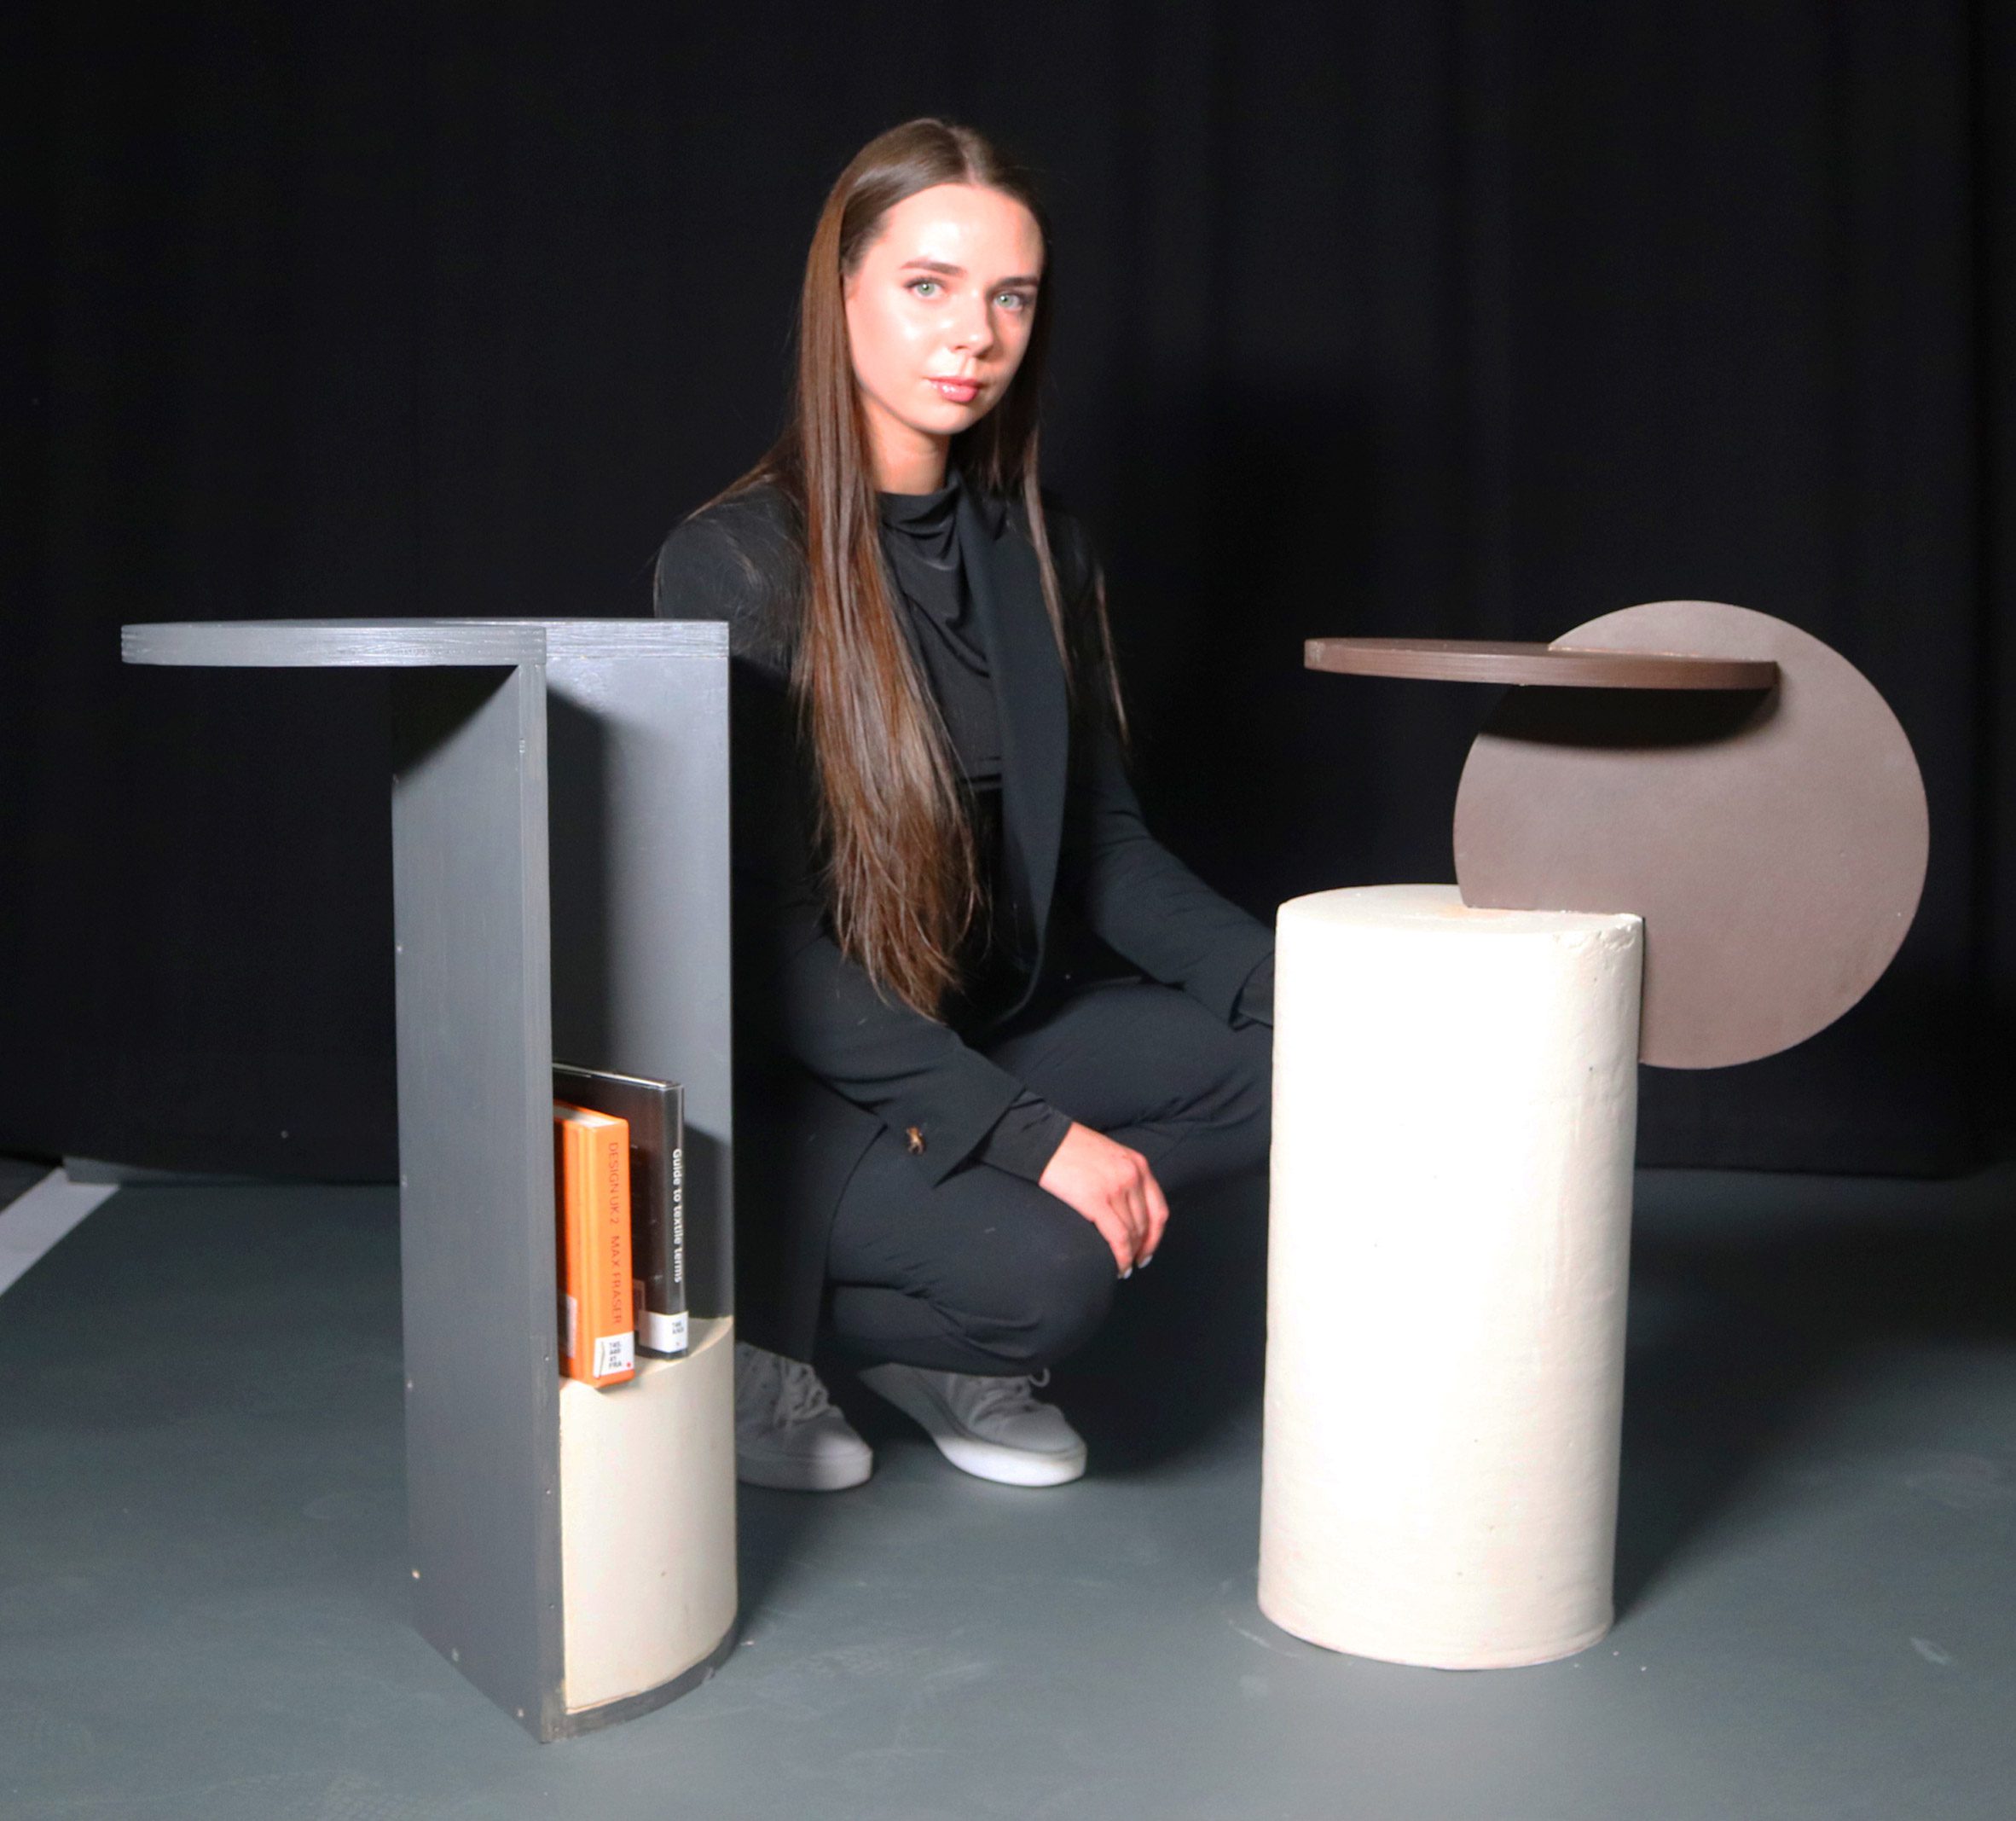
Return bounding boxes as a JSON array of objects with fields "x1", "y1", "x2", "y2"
[{"x1": 948, "y1": 293, "x2": 996, "y2": 354}]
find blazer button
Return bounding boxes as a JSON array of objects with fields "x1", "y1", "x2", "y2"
[{"x1": 906, "y1": 1125, "x2": 926, "y2": 1155}]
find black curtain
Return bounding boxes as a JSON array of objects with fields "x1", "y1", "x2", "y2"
[{"x1": 6, "y1": 1, "x2": 2009, "y2": 1181}]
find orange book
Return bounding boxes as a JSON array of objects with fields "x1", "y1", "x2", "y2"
[{"x1": 553, "y1": 1100, "x2": 637, "y2": 1387}]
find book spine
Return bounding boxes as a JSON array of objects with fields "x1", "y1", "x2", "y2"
[
  {"x1": 636, "y1": 1086, "x2": 689, "y2": 1357},
  {"x1": 556, "y1": 1107, "x2": 636, "y2": 1388}
]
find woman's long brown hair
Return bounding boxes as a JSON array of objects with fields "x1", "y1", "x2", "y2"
[{"x1": 709, "y1": 117, "x2": 1126, "y2": 1019}]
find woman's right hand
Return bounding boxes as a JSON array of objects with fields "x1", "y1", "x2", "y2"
[{"x1": 1037, "y1": 1122, "x2": 1169, "y2": 1275}]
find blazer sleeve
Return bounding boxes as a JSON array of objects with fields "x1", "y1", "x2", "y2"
[
  {"x1": 1051, "y1": 510, "x2": 1277, "y2": 1024},
  {"x1": 654, "y1": 502, "x2": 1036, "y2": 1185}
]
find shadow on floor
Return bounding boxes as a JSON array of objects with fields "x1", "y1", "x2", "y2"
[
  {"x1": 731, "y1": 1164, "x2": 2016, "y2": 1630},
  {"x1": 1614, "y1": 1167, "x2": 2016, "y2": 1615}
]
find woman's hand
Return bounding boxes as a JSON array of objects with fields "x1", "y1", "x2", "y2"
[{"x1": 1037, "y1": 1122, "x2": 1169, "y2": 1275}]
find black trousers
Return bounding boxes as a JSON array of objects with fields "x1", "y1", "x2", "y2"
[{"x1": 822, "y1": 977, "x2": 1272, "y2": 1375}]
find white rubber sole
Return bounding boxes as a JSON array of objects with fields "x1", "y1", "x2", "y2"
[
  {"x1": 857, "y1": 1366, "x2": 1087, "y2": 1488},
  {"x1": 734, "y1": 1441, "x2": 873, "y2": 1493}
]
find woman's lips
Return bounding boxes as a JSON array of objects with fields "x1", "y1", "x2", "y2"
[{"x1": 929, "y1": 376, "x2": 982, "y2": 404}]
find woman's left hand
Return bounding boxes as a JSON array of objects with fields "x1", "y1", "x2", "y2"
[{"x1": 1036, "y1": 1121, "x2": 1169, "y2": 1274}]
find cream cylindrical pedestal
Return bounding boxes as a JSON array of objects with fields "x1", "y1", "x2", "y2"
[
  {"x1": 559, "y1": 1315, "x2": 738, "y2": 1719},
  {"x1": 1258, "y1": 885, "x2": 1643, "y2": 1668}
]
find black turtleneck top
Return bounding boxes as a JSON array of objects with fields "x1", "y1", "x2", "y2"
[
  {"x1": 878, "y1": 469, "x2": 1072, "y2": 1180},
  {"x1": 876, "y1": 467, "x2": 1276, "y2": 1180},
  {"x1": 876, "y1": 470, "x2": 1002, "y2": 783}
]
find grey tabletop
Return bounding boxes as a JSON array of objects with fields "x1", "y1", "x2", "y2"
[{"x1": 121, "y1": 618, "x2": 727, "y2": 669}]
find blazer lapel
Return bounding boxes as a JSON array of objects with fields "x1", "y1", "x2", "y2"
[{"x1": 958, "y1": 484, "x2": 1068, "y2": 947}]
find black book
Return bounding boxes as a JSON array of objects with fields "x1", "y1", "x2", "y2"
[{"x1": 553, "y1": 1063, "x2": 687, "y2": 1357}]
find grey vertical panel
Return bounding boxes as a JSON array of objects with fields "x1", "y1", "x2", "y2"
[
  {"x1": 545, "y1": 624, "x2": 733, "y2": 1319},
  {"x1": 389, "y1": 663, "x2": 563, "y2": 1739}
]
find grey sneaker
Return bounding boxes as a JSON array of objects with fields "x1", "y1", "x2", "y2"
[
  {"x1": 856, "y1": 1362, "x2": 1087, "y2": 1487},
  {"x1": 734, "y1": 1342, "x2": 872, "y2": 1492}
]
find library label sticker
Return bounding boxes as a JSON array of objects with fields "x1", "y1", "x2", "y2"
[{"x1": 642, "y1": 1308, "x2": 690, "y2": 1354}]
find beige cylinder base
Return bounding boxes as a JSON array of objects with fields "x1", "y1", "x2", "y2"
[
  {"x1": 559, "y1": 1314, "x2": 738, "y2": 1715},
  {"x1": 1258, "y1": 885, "x2": 1643, "y2": 1669}
]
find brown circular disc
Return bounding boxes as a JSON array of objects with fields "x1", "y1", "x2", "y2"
[
  {"x1": 1451, "y1": 601, "x2": 1928, "y2": 1069},
  {"x1": 1306, "y1": 635, "x2": 1778, "y2": 691}
]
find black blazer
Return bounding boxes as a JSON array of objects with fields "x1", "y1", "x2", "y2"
[{"x1": 654, "y1": 478, "x2": 1272, "y2": 1357}]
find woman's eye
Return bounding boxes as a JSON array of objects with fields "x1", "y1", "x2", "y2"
[
  {"x1": 909, "y1": 279, "x2": 941, "y2": 299},
  {"x1": 996, "y1": 292, "x2": 1028, "y2": 311}
]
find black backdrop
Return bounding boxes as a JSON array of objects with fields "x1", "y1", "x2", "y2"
[{"x1": 7, "y1": 1, "x2": 2011, "y2": 1182}]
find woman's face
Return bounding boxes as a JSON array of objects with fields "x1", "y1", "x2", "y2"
[{"x1": 843, "y1": 182, "x2": 1044, "y2": 490}]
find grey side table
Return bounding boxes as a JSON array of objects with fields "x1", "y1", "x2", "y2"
[{"x1": 122, "y1": 618, "x2": 737, "y2": 1740}]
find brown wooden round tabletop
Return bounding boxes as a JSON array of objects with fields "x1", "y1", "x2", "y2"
[
  {"x1": 1449, "y1": 601, "x2": 1928, "y2": 1070},
  {"x1": 1304, "y1": 636, "x2": 1780, "y2": 691}
]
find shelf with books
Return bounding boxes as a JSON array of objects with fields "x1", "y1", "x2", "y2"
[{"x1": 121, "y1": 617, "x2": 737, "y2": 1742}]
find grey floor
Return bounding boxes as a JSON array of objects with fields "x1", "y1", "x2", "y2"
[
  {"x1": 1, "y1": 1160, "x2": 2012, "y2": 1821},
  {"x1": 0, "y1": 1152, "x2": 49, "y2": 1209}
]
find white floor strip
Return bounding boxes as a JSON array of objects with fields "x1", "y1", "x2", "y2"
[{"x1": 0, "y1": 1169, "x2": 120, "y2": 1297}]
